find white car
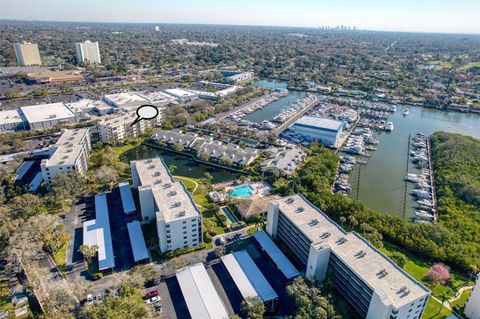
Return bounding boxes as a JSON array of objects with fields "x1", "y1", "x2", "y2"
[
  {"x1": 146, "y1": 296, "x2": 161, "y2": 304},
  {"x1": 86, "y1": 294, "x2": 94, "y2": 305}
]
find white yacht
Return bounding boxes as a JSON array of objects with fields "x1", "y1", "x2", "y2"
[
  {"x1": 403, "y1": 108, "x2": 410, "y2": 116},
  {"x1": 385, "y1": 122, "x2": 394, "y2": 132}
]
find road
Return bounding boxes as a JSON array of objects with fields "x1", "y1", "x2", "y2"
[{"x1": 272, "y1": 99, "x2": 319, "y2": 135}]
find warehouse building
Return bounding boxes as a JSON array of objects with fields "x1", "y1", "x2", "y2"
[
  {"x1": 130, "y1": 157, "x2": 202, "y2": 253},
  {"x1": 20, "y1": 102, "x2": 76, "y2": 130},
  {"x1": 40, "y1": 128, "x2": 91, "y2": 184},
  {"x1": 176, "y1": 263, "x2": 229, "y2": 319},
  {"x1": 0, "y1": 109, "x2": 26, "y2": 131},
  {"x1": 103, "y1": 92, "x2": 149, "y2": 110},
  {"x1": 164, "y1": 88, "x2": 198, "y2": 103},
  {"x1": 221, "y1": 250, "x2": 278, "y2": 312},
  {"x1": 289, "y1": 116, "x2": 345, "y2": 147},
  {"x1": 83, "y1": 194, "x2": 115, "y2": 272},
  {"x1": 266, "y1": 194, "x2": 430, "y2": 319}
]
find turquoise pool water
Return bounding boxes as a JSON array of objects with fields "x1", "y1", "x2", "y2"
[{"x1": 229, "y1": 185, "x2": 254, "y2": 198}]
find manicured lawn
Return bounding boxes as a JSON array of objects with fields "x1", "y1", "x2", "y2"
[
  {"x1": 457, "y1": 61, "x2": 480, "y2": 72},
  {"x1": 450, "y1": 289, "x2": 472, "y2": 313},
  {"x1": 110, "y1": 138, "x2": 143, "y2": 156},
  {"x1": 380, "y1": 242, "x2": 472, "y2": 299},
  {"x1": 422, "y1": 298, "x2": 452, "y2": 319}
]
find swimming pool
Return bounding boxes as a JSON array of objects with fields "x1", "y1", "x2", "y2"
[{"x1": 228, "y1": 185, "x2": 254, "y2": 198}]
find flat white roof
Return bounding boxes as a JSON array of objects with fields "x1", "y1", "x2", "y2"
[
  {"x1": 0, "y1": 109, "x2": 24, "y2": 125},
  {"x1": 45, "y1": 128, "x2": 89, "y2": 167},
  {"x1": 83, "y1": 194, "x2": 115, "y2": 271},
  {"x1": 293, "y1": 116, "x2": 344, "y2": 131},
  {"x1": 119, "y1": 182, "x2": 136, "y2": 214},
  {"x1": 273, "y1": 194, "x2": 430, "y2": 307},
  {"x1": 126, "y1": 221, "x2": 149, "y2": 262},
  {"x1": 66, "y1": 99, "x2": 111, "y2": 113},
  {"x1": 164, "y1": 88, "x2": 197, "y2": 99},
  {"x1": 221, "y1": 254, "x2": 258, "y2": 300},
  {"x1": 104, "y1": 92, "x2": 148, "y2": 107},
  {"x1": 20, "y1": 102, "x2": 76, "y2": 124},
  {"x1": 176, "y1": 263, "x2": 229, "y2": 319},
  {"x1": 132, "y1": 157, "x2": 173, "y2": 188},
  {"x1": 253, "y1": 230, "x2": 300, "y2": 279},
  {"x1": 229, "y1": 250, "x2": 278, "y2": 303}
]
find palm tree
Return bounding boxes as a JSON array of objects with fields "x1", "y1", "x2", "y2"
[
  {"x1": 339, "y1": 216, "x2": 347, "y2": 227},
  {"x1": 168, "y1": 164, "x2": 177, "y2": 174}
]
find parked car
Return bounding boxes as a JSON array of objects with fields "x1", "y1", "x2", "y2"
[
  {"x1": 143, "y1": 290, "x2": 159, "y2": 299},
  {"x1": 146, "y1": 296, "x2": 161, "y2": 304},
  {"x1": 86, "y1": 294, "x2": 94, "y2": 305}
]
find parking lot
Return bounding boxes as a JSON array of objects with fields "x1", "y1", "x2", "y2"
[
  {"x1": 157, "y1": 236, "x2": 297, "y2": 318},
  {"x1": 64, "y1": 187, "x2": 135, "y2": 284}
]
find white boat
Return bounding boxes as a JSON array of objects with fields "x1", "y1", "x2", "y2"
[
  {"x1": 403, "y1": 108, "x2": 410, "y2": 116},
  {"x1": 412, "y1": 189, "x2": 432, "y2": 199},
  {"x1": 415, "y1": 211, "x2": 434, "y2": 220},
  {"x1": 385, "y1": 122, "x2": 394, "y2": 132}
]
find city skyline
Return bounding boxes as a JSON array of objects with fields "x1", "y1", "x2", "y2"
[{"x1": 0, "y1": 0, "x2": 479, "y2": 34}]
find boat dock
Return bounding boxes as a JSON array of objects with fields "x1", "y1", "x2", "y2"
[
  {"x1": 426, "y1": 137, "x2": 438, "y2": 221},
  {"x1": 272, "y1": 98, "x2": 319, "y2": 135}
]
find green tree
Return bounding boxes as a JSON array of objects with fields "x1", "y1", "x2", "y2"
[
  {"x1": 85, "y1": 296, "x2": 156, "y2": 319},
  {"x1": 79, "y1": 244, "x2": 98, "y2": 265},
  {"x1": 389, "y1": 251, "x2": 408, "y2": 268},
  {"x1": 173, "y1": 143, "x2": 184, "y2": 153},
  {"x1": 240, "y1": 297, "x2": 265, "y2": 319}
]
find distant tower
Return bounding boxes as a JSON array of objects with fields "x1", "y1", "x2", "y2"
[
  {"x1": 14, "y1": 42, "x2": 41, "y2": 66},
  {"x1": 465, "y1": 273, "x2": 480, "y2": 319},
  {"x1": 155, "y1": 26, "x2": 160, "y2": 32},
  {"x1": 75, "y1": 40, "x2": 101, "y2": 65}
]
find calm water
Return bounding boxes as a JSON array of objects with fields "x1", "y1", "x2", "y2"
[
  {"x1": 244, "y1": 80, "x2": 306, "y2": 123},
  {"x1": 120, "y1": 145, "x2": 242, "y2": 183},
  {"x1": 349, "y1": 104, "x2": 480, "y2": 218}
]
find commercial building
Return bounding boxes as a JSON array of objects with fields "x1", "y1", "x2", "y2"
[
  {"x1": 260, "y1": 146, "x2": 306, "y2": 176},
  {"x1": 0, "y1": 109, "x2": 26, "y2": 131},
  {"x1": 289, "y1": 116, "x2": 345, "y2": 147},
  {"x1": 83, "y1": 194, "x2": 115, "y2": 272},
  {"x1": 266, "y1": 194, "x2": 430, "y2": 319},
  {"x1": 464, "y1": 273, "x2": 480, "y2": 319},
  {"x1": 75, "y1": 40, "x2": 101, "y2": 64},
  {"x1": 20, "y1": 102, "x2": 76, "y2": 130},
  {"x1": 25, "y1": 70, "x2": 83, "y2": 84},
  {"x1": 176, "y1": 263, "x2": 229, "y2": 319},
  {"x1": 40, "y1": 128, "x2": 91, "y2": 184},
  {"x1": 130, "y1": 157, "x2": 202, "y2": 253},
  {"x1": 98, "y1": 111, "x2": 160, "y2": 145},
  {"x1": 127, "y1": 221, "x2": 149, "y2": 264},
  {"x1": 66, "y1": 99, "x2": 113, "y2": 117},
  {"x1": 103, "y1": 92, "x2": 149, "y2": 110},
  {"x1": 14, "y1": 42, "x2": 41, "y2": 66},
  {"x1": 164, "y1": 88, "x2": 198, "y2": 103},
  {"x1": 221, "y1": 71, "x2": 254, "y2": 84},
  {"x1": 221, "y1": 250, "x2": 278, "y2": 312}
]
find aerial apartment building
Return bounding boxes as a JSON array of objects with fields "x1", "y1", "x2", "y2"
[
  {"x1": 14, "y1": 42, "x2": 42, "y2": 66},
  {"x1": 464, "y1": 272, "x2": 480, "y2": 319},
  {"x1": 75, "y1": 40, "x2": 101, "y2": 64},
  {"x1": 130, "y1": 157, "x2": 202, "y2": 253},
  {"x1": 266, "y1": 194, "x2": 430, "y2": 319},
  {"x1": 98, "y1": 111, "x2": 160, "y2": 145},
  {"x1": 41, "y1": 128, "x2": 91, "y2": 184}
]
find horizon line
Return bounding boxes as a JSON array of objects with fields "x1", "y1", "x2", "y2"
[{"x1": 1, "y1": 18, "x2": 479, "y2": 36}]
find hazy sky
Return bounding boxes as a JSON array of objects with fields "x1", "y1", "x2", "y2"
[{"x1": 1, "y1": 0, "x2": 479, "y2": 34}]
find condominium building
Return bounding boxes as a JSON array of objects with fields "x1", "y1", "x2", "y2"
[
  {"x1": 14, "y1": 42, "x2": 41, "y2": 66},
  {"x1": 98, "y1": 111, "x2": 160, "y2": 145},
  {"x1": 464, "y1": 273, "x2": 480, "y2": 319},
  {"x1": 266, "y1": 194, "x2": 430, "y2": 319},
  {"x1": 41, "y1": 128, "x2": 91, "y2": 184},
  {"x1": 130, "y1": 157, "x2": 202, "y2": 252},
  {"x1": 75, "y1": 40, "x2": 101, "y2": 64}
]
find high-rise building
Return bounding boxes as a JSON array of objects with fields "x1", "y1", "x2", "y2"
[
  {"x1": 75, "y1": 40, "x2": 101, "y2": 64},
  {"x1": 464, "y1": 273, "x2": 480, "y2": 319},
  {"x1": 266, "y1": 194, "x2": 431, "y2": 319},
  {"x1": 14, "y1": 42, "x2": 41, "y2": 66},
  {"x1": 130, "y1": 157, "x2": 202, "y2": 253},
  {"x1": 98, "y1": 111, "x2": 160, "y2": 145},
  {"x1": 41, "y1": 128, "x2": 91, "y2": 184}
]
